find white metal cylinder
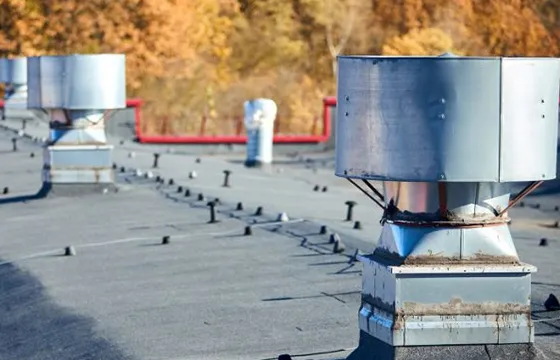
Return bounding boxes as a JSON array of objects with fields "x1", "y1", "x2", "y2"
[{"x1": 243, "y1": 99, "x2": 277, "y2": 166}]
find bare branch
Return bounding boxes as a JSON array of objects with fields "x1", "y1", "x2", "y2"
[
  {"x1": 326, "y1": 22, "x2": 337, "y2": 57},
  {"x1": 334, "y1": 3, "x2": 357, "y2": 54}
]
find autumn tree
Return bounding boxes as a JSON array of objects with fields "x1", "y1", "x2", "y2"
[{"x1": 382, "y1": 28, "x2": 458, "y2": 56}]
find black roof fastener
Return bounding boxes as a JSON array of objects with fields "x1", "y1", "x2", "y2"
[
  {"x1": 64, "y1": 246, "x2": 76, "y2": 256},
  {"x1": 544, "y1": 293, "x2": 560, "y2": 311}
]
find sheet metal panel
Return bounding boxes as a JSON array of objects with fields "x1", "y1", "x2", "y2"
[
  {"x1": 499, "y1": 58, "x2": 560, "y2": 181},
  {"x1": 336, "y1": 56, "x2": 501, "y2": 182},
  {"x1": 64, "y1": 54, "x2": 126, "y2": 109},
  {"x1": 27, "y1": 56, "x2": 65, "y2": 109}
]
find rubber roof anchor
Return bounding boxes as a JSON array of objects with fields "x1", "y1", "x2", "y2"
[{"x1": 64, "y1": 246, "x2": 76, "y2": 256}]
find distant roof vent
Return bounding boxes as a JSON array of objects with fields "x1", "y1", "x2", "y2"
[
  {"x1": 27, "y1": 54, "x2": 126, "y2": 193},
  {"x1": 1, "y1": 57, "x2": 30, "y2": 119}
]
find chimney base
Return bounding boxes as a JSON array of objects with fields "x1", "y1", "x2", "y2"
[{"x1": 42, "y1": 144, "x2": 116, "y2": 192}]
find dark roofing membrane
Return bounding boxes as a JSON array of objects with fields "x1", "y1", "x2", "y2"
[{"x1": 0, "y1": 117, "x2": 558, "y2": 360}]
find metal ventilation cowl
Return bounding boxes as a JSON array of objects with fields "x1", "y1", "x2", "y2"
[
  {"x1": 5, "y1": 57, "x2": 27, "y2": 84},
  {"x1": 335, "y1": 56, "x2": 560, "y2": 182}
]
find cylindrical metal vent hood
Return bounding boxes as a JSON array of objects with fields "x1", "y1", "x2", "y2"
[
  {"x1": 5, "y1": 57, "x2": 27, "y2": 85},
  {"x1": 335, "y1": 56, "x2": 560, "y2": 183}
]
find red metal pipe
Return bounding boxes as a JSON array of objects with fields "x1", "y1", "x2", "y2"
[{"x1": 135, "y1": 97, "x2": 335, "y2": 144}]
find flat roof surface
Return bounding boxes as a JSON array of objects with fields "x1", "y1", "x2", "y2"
[{"x1": 0, "y1": 117, "x2": 559, "y2": 360}]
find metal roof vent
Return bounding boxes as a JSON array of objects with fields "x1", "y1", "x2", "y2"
[
  {"x1": 0, "y1": 57, "x2": 33, "y2": 120},
  {"x1": 243, "y1": 98, "x2": 277, "y2": 168},
  {"x1": 27, "y1": 54, "x2": 126, "y2": 193},
  {"x1": 336, "y1": 55, "x2": 560, "y2": 354}
]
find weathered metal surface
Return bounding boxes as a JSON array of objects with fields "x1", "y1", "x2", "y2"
[
  {"x1": 335, "y1": 55, "x2": 560, "y2": 182},
  {"x1": 358, "y1": 256, "x2": 535, "y2": 346},
  {"x1": 374, "y1": 222, "x2": 519, "y2": 261},
  {"x1": 43, "y1": 145, "x2": 113, "y2": 168},
  {"x1": 43, "y1": 167, "x2": 114, "y2": 184}
]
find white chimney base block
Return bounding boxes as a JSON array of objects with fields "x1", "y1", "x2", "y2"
[
  {"x1": 336, "y1": 55, "x2": 560, "y2": 360},
  {"x1": 27, "y1": 54, "x2": 126, "y2": 193}
]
